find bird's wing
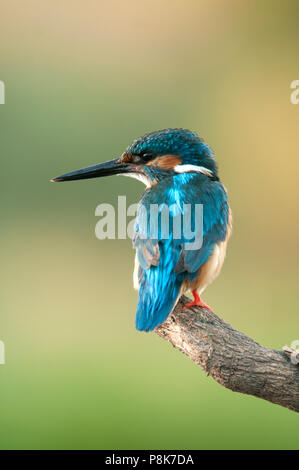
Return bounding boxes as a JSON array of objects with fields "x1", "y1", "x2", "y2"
[
  {"x1": 133, "y1": 197, "x2": 182, "y2": 332},
  {"x1": 133, "y1": 175, "x2": 229, "y2": 331},
  {"x1": 174, "y1": 179, "x2": 229, "y2": 276}
]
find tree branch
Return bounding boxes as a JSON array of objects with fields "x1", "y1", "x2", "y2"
[{"x1": 155, "y1": 295, "x2": 299, "y2": 413}]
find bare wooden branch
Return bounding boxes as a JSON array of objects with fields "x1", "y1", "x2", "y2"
[{"x1": 155, "y1": 295, "x2": 299, "y2": 413}]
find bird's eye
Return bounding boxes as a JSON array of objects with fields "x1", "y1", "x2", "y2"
[
  {"x1": 132, "y1": 152, "x2": 154, "y2": 163},
  {"x1": 141, "y1": 152, "x2": 154, "y2": 159}
]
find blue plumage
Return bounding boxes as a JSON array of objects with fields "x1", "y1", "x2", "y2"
[
  {"x1": 134, "y1": 172, "x2": 229, "y2": 331},
  {"x1": 52, "y1": 128, "x2": 231, "y2": 332}
]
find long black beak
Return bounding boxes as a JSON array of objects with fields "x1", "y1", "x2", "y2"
[{"x1": 51, "y1": 158, "x2": 132, "y2": 182}]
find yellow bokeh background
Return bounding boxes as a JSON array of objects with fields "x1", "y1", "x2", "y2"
[{"x1": 0, "y1": 0, "x2": 298, "y2": 449}]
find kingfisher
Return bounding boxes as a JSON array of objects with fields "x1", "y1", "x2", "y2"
[{"x1": 51, "y1": 129, "x2": 232, "y2": 332}]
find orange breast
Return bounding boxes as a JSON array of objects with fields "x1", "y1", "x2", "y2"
[{"x1": 182, "y1": 207, "x2": 232, "y2": 295}]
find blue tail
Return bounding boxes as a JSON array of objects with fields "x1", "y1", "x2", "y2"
[
  {"x1": 135, "y1": 273, "x2": 181, "y2": 331},
  {"x1": 135, "y1": 242, "x2": 182, "y2": 331}
]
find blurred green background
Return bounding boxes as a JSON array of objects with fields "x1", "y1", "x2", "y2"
[{"x1": 1, "y1": 0, "x2": 299, "y2": 450}]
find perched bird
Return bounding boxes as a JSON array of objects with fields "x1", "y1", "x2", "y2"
[{"x1": 51, "y1": 129, "x2": 232, "y2": 332}]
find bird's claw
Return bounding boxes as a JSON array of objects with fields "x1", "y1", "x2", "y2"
[{"x1": 184, "y1": 295, "x2": 214, "y2": 312}]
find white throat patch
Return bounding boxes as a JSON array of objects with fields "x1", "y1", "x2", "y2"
[{"x1": 123, "y1": 172, "x2": 152, "y2": 187}]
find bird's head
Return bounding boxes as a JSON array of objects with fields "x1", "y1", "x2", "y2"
[{"x1": 51, "y1": 128, "x2": 218, "y2": 186}]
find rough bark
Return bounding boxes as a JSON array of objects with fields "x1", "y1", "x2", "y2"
[{"x1": 155, "y1": 295, "x2": 299, "y2": 413}]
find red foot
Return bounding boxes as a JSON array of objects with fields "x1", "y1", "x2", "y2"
[{"x1": 184, "y1": 290, "x2": 214, "y2": 312}]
